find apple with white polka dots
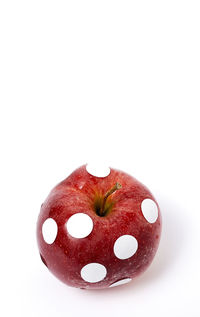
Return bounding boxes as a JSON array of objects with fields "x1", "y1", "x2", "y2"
[{"x1": 37, "y1": 164, "x2": 161, "y2": 289}]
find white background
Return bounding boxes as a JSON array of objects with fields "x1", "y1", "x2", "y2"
[{"x1": 0, "y1": 1, "x2": 200, "y2": 316}]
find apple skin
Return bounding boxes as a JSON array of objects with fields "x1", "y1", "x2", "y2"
[{"x1": 37, "y1": 165, "x2": 161, "y2": 289}]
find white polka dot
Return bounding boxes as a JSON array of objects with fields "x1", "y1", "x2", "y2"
[
  {"x1": 42, "y1": 218, "x2": 58, "y2": 244},
  {"x1": 66, "y1": 213, "x2": 93, "y2": 238},
  {"x1": 81, "y1": 263, "x2": 107, "y2": 283},
  {"x1": 86, "y1": 164, "x2": 110, "y2": 178},
  {"x1": 141, "y1": 199, "x2": 158, "y2": 223},
  {"x1": 114, "y1": 235, "x2": 138, "y2": 260},
  {"x1": 109, "y1": 278, "x2": 132, "y2": 288}
]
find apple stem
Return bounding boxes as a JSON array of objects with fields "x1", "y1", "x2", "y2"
[{"x1": 100, "y1": 183, "x2": 122, "y2": 216}]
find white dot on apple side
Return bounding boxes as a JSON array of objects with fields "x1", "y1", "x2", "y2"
[
  {"x1": 86, "y1": 164, "x2": 110, "y2": 178},
  {"x1": 114, "y1": 235, "x2": 138, "y2": 260},
  {"x1": 80, "y1": 263, "x2": 107, "y2": 283},
  {"x1": 42, "y1": 218, "x2": 58, "y2": 244},
  {"x1": 109, "y1": 278, "x2": 132, "y2": 288},
  {"x1": 141, "y1": 199, "x2": 158, "y2": 223},
  {"x1": 66, "y1": 213, "x2": 93, "y2": 238}
]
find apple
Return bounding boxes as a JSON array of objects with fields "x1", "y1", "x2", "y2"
[{"x1": 37, "y1": 164, "x2": 161, "y2": 289}]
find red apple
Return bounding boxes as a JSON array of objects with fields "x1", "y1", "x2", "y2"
[{"x1": 37, "y1": 164, "x2": 161, "y2": 289}]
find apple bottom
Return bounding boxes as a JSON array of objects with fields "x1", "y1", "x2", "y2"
[{"x1": 38, "y1": 223, "x2": 160, "y2": 289}]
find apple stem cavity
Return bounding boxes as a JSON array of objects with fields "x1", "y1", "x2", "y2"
[{"x1": 98, "y1": 183, "x2": 122, "y2": 217}]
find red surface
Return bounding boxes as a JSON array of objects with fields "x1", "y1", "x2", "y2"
[{"x1": 37, "y1": 165, "x2": 162, "y2": 289}]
